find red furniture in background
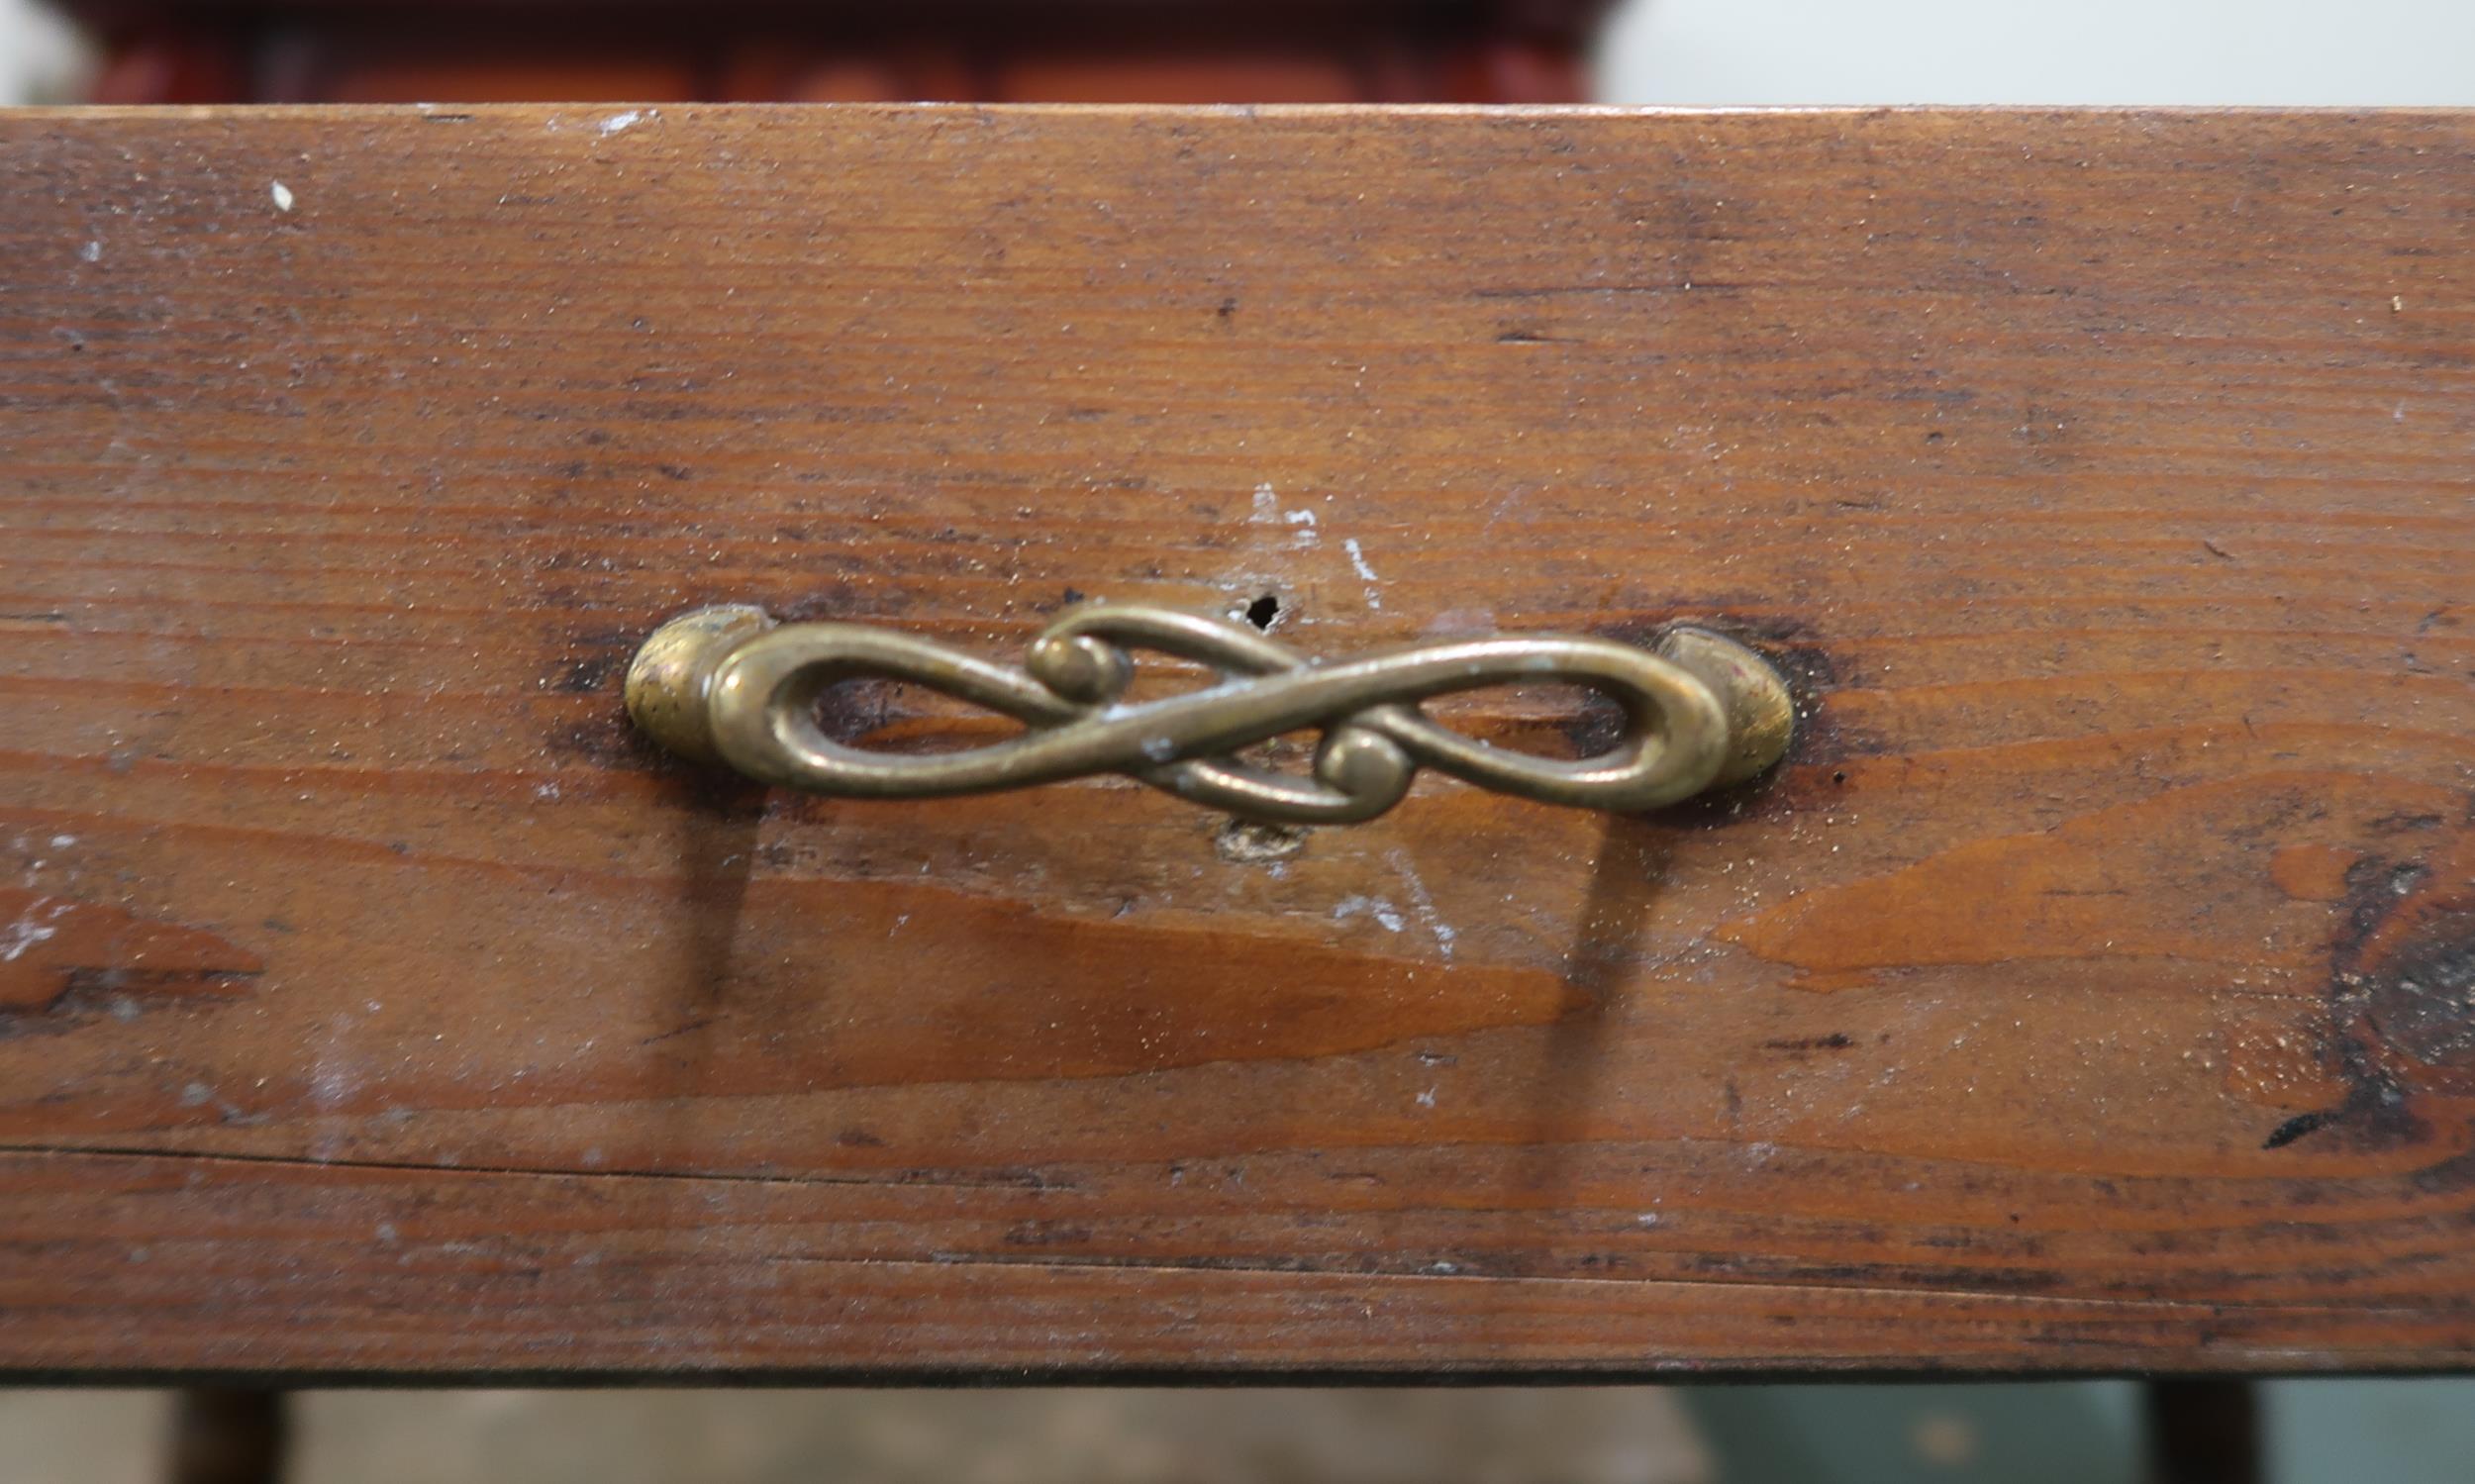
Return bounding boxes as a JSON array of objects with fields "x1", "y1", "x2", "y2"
[{"x1": 61, "y1": 0, "x2": 1616, "y2": 103}]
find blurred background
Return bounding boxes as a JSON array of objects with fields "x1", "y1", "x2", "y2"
[
  {"x1": 3, "y1": 1, "x2": 2472, "y2": 1479},
  {"x1": 6, "y1": 0, "x2": 2475, "y2": 106}
]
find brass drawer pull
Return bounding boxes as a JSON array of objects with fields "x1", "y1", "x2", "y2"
[{"x1": 626, "y1": 604, "x2": 1793, "y2": 823}]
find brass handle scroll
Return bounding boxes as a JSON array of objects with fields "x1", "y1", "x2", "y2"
[{"x1": 625, "y1": 604, "x2": 1793, "y2": 824}]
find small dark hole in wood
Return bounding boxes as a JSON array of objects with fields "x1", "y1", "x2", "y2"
[
  {"x1": 812, "y1": 678, "x2": 903, "y2": 745},
  {"x1": 809, "y1": 678, "x2": 1025, "y2": 754},
  {"x1": 1244, "y1": 594, "x2": 1280, "y2": 630}
]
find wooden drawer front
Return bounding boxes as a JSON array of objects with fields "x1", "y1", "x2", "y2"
[{"x1": 1, "y1": 106, "x2": 2470, "y2": 1376}]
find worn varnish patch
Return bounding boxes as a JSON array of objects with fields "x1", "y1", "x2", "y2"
[
  {"x1": 615, "y1": 877, "x2": 1592, "y2": 1094},
  {"x1": 0, "y1": 887, "x2": 263, "y2": 1028},
  {"x1": 1716, "y1": 774, "x2": 2437, "y2": 993}
]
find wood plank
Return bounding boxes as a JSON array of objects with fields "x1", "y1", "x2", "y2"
[{"x1": 0, "y1": 104, "x2": 2470, "y2": 1376}]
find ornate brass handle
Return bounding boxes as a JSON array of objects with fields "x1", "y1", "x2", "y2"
[{"x1": 625, "y1": 604, "x2": 1793, "y2": 824}]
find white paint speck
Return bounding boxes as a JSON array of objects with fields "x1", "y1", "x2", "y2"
[
  {"x1": 533, "y1": 781, "x2": 561, "y2": 801},
  {"x1": 1334, "y1": 895, "x2": 1406, "y2": 933},
  {"x1": 1386, "y1": 848, "x2": 1456, "y2": 959},
  {"x1": 269, "y1": 180, "x2": 294, "y2": 212},
  {"x1": 78, "y1": 240, "x2": 100, "y2": 262},
  {"x1": 49, "y1": 835, "x2": 74, "y2": 848},
  {"x1": 1342, "y1": 538, "x2": 1382, "y2": 609},
  {"x1": 599, "y1": 110, "x2": 644, "y2": 137},
  {"x1": 1, "y1": 897, "x2": 62, "y2": 962},
  {"x1": 1422, "y1": 608, "x2": 1496, "y2": 638},
  {"x1": 1416, "y1": 1086, "x2": 1436, "y2": 1108},
  {"x1": 1250, "y1": 482, "x2": 1279, "y2": 521},
  {"x1": 1282, "y1": 508, "x2": 1319, "y2": 547}
]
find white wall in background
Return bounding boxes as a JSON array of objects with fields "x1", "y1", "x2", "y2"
[
  {"x1": 0, "y1": 0, "x2": 93, "y2": 104},
  {"x1": 1599, "y1": 0, "x2": 2475, "y2": 105}
]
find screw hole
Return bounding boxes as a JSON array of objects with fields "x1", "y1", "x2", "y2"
[
  {"x1": 1216, "y1": 818, "x2": 1309, "y2": 864},
  {"x1": 1243, "y1": 594, "x2": 1281, "y2": 630}
]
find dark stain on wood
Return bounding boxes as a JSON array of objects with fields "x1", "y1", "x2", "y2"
[{"x1": 2273, "y1": 819, "x2": 2475, "y2": 1149}]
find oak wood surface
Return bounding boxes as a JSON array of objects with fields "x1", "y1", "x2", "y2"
[{"x1": 1, "y1": 104, "x2": 2471, "y2": 1377}]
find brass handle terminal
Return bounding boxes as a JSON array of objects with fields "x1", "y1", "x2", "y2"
[{"x1": 625, "y1": 603, "x2": 1793, "y2": 824}]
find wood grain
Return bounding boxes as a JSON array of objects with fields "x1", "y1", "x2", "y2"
[{"x1": 1, "y1": 104, "x2": 2471, "y2": 1377}]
